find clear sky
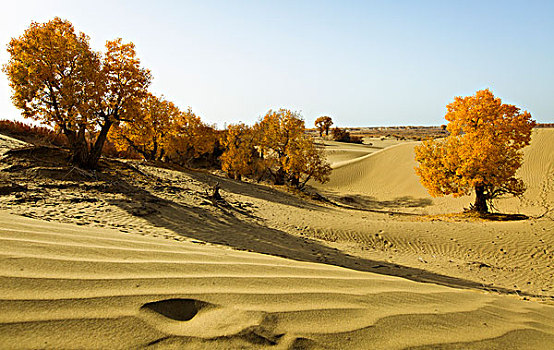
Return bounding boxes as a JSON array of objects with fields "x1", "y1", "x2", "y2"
[{"x1": 1, "y1": 0, "x2": 552, "y2": 127}]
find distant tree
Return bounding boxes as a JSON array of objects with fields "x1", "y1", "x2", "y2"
[
  {"x1": 256, "y1": 109, "x2": 331, "y2": 187},
  {"x1": 315, "y1": 116, "x2": 333, "y2": 137},
  {"x1": 415, "y1": 89, "x2": 536, "y2": 214},
  {"x1": 3, "y1": 18, "x2": 151, "y2": 169},
  {"x1": 220, "y1": 123, "x2": 258, "y2": 180},
  {"x1": 332, "y1": 127, "x2": 363, "y2": 144},
  {"x1": 110, "y1": 93, "x2": 178, "y2": 161}
]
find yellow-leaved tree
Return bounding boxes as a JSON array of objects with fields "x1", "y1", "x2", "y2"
[
  {"x1": 314, "y1": 116, "x2": 333, "y2": 137},
  {"x1": 220, "y1": 123, "x2": 258, "y2": 180},
  {"x1": 110, "y1": 93, "x2": 179, "y2": 161},
  {"x1": 414, "y1": 89, "x2": 536, "y2": 213},
  {"x1": 255, "y1": 109, "x2": 331, "y2": 187},
  {"x1": 87, "y1": 38, "x2": 151, "y2": 166},
  {"x1": 284, "y1": 134, "x2": 331, "y2": 188},
  {"x1": 3, "y1": 18, "x2": 151, "y2": 168},
  {"x1": 166, "y1": 109, "x2": 219, "y2": 166}
]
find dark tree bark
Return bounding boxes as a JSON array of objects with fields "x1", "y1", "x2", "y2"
[
  {"x1": 273, "y1": 168, "x2": 286, "y2": 185},
  {"x1": 290, "y1": 174, "x2": 300, "y2": 188},
  {"x1": 63, "y1": 126, "x2": 89, "y2": 168},
  {"x1": 474, "y1": 185, "x2": 488, "y2": 214},
  {"x1": 70, "y1": 137, "x2": 90, "y2": 168},
  {"x1": 210, "y1": 182, "x2": 222, "y2": 201},
  {"x1": 85, "y1": 120, "x2": 113, "y2": 169}
]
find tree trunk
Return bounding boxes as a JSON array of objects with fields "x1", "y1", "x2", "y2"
[
  {"x1": 474, "y1": 185, "x2": 488, "y2": 214},
  {"x1": 65, "y1": 126, "x2": 90, "y2": 168},
  {"x1": 70, "y1": 137, "x2": 90, "y2": 168},
  {"x1": 300, "y1": 172, "x2": 313, "y2": 189},
  {"x1": 290, "y1": 174, "x2": 300, "y2": 188},
  {"x1": 85, "y1": 120, "x2": 113, "y2": 169},
  {"x1": 210, "y1": 182, "x2": 222, "y2": 201},
  {"x1": 274, "y1": 168, "x2": 285, "y2": 185}
]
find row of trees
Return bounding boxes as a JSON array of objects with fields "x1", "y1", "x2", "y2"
[
  {"x1": 3, "y1": 18, "x2": 331, "y2": 188},
  {"x1": 3, "y1": 19, "x2": 537, "y2": 212},
  {"x1": 222, "y1": 110, "x2": 331, "y2": 187},
  {"x1": 110, "y1": 93, "x2": 218, "y2": 165}
]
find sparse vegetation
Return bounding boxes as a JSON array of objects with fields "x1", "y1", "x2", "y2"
[
  {"x1": 331, "y1": 127, "x2": 363, "y2": 144},
  {"x1": 314, "y1": 116, "x2": 333, "y2": 137},
  {"x1": 0, "y1": 119, "x2": 66, "y2": 147}
]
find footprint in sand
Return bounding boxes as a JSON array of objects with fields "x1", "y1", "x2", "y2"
[
  {"x1": 139, "y1": 298, "x2": 268, "y2": 339},
  {"x1": 141, "y1": 298, "x2": 210, "y2": 321}
]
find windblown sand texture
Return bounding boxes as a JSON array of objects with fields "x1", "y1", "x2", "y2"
[
  {"x1": 0, "y1": 129, "x2": 553, "y2": 349},
  {"x1": 1, "y1": 212, "x2": 554, "y2": 349}
]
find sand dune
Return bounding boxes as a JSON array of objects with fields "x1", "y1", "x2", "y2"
[
  {"x1": 325, "y1": 142, "x2": 428, "y2": 197},
  {"x1": 1, "y1": 211, "x2": 553, "y2": 349},
  {"x1": 1, "y1": 130, "x2": 553, "y2": 348},
  {"x1": 315, "y1": 129, "x2": 554, "y2": 215}
]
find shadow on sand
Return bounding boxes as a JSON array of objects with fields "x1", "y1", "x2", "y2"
[
  {"x1": 309, "y1": 190, "x2": 433, "y2": 216},
  {"x1": 101, "y1": 168, "x2": 544, "y2": 299},
  {"x1": 0, "y1": 147, "x2": 544, "y2": 299}
]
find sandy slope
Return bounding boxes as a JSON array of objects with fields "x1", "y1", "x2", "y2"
[
  {"x1": 1, "y1": 130, "x2": 553, "y2": 349},
  {"x1": 0, "y1": 134, "x2": 28, "y2": 156},
  {"x1": 1, "y1": 211, "x2": 553, "y2": 349},
  {"x1": 314, "y1": 129, "x2": 554, "y2": 215}
]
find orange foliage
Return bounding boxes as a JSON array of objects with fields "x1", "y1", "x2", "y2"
[
  {"x1": 220, "y1": 123, "x2": 258, "y2": 180},
  {"x1": 255, "y1": 109, "x2": 331, "y2": 187},
  {"x1": 110, "y1": 93, "x2": 179, "y2": 161},
  {"x1": 314, "y1": 116, "x2": 333, "y2": 137},
  {"x1": 166, "y1": 109, "x2": 219, "y2": 166},
  {"x1": 415, "y1": 89, "x2": 536, "y2": 213},
  {"x1": 3, "y1": 18, "x2": 151, "y2": 169},
  {"x1": 0, "y1": 120, "x2": 67, "y2": 147}
]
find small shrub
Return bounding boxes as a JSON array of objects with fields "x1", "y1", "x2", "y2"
[
  {"x1": 332, "y1": 127, "x2": 363, "y2": 144},
  {"x1": 0, "y1": 119, "x2": 67, "y2": 146}
]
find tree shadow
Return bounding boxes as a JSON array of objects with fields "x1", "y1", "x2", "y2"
[
  {"x1": 312, "y1": 191, "x2": 433, "y2": 215},
  {"x1": 2, "y1": 149, "x2": 546, "y2": 299},
  {"x1": 98, "y1": 170, "x2": 547, "y2": 300},
  {"x1": 184, "y1": 170, "x2": 321, "y2": 211},
  {"x1": 438, "y1": 211, "x2": 530, "y2": 222}
]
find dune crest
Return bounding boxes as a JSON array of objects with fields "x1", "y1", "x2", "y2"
[{"x1": 314, "y1": 129, "x2": 554, "y2": 215}]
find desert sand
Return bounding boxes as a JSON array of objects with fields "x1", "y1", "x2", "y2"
[{"x1": 0, "y1": 130, "x2": 553, "y2": 349}]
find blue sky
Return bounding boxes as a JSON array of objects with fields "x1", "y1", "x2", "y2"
[{"x1": 1, "y1": 0, "x2": 552, "y2": 127}]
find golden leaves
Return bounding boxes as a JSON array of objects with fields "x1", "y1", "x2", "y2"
[
  {"x1": 220, "y1": 123, "x2": 257, "y2": 180},
  {"x1": 255, "y1": 109, "x2": 331, "y2": 187},
  {"x1": 314, "y1": 116, "x2": 333, "y2": 136},
  {"x1": 3, "y1": 17, "x2": 99, "y2": 128},
  {"x1": 415, "y1": 89, "x2": 536, "y2": 209},
  {"x1": 3, "y1": 18, "x2": 152, "y2": 168}
]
